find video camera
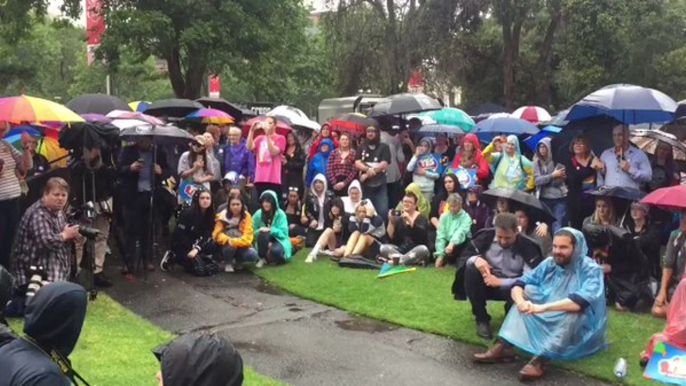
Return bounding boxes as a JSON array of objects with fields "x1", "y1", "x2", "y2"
[{"x1": 66, "y1": 203, "x2": 101, "y2": 239}]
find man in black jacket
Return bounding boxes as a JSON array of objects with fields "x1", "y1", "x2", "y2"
[
  {"x1": 117, "y1": 137, "x2": 171, "y2": 272},
  {"x1": 0, "y1": 282, "x2": 88, "y2": 386},
  {"x1": 452, "y1": 213, "x2": 544, "y2": 339}
]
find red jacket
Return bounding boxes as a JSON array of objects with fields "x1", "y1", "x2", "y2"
[
  {"x1": 308, "y1": 135, "x2": 340, "y2": 160},
  {"x1": 450, "y1": 133, "x2": 489, "y2": 182}
]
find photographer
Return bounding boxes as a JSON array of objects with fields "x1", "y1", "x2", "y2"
[
  {"x1": 71, "y1": 146, "x2": 116, "y2": 288},
  {"x1": 11, "y1": 178, "x2": 80, "y2": 304},
  {"x1": 0, "y1": 282, "x2": 89, "y2": 386},
  {"x1": 380, "y1": 192, "x2": 431, "y2": 266}
]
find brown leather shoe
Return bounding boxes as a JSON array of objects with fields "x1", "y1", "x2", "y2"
[
  {"x1": 519, "y1": 357, "x2": 546, "y2": 381},
  {"x1": 473, "y1": 341, "x2": 516, "y2": 363}
]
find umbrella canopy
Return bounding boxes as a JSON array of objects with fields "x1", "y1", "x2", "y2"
[
  {"x1": 641, "y1": 185, "x2": 686, "y2": 211},
  {"x1": 328, "y1": 113, "x2": 378, "y2": 135},
  {"x1": 485, "y1": 112, "x2": 512, "y2": 120},
  {"x1": 59, "y1": 122, "x2": 120, "y2": 151},
  {"x1": 196, "y1": 97, "x2": 251, "y2": 122},
  {"x1": 588, "y1": 185, "x2": 645, "y2": 201},
  {"x1": 119, "y1": 124, "x2": 194, "y2": 147},
  {"x1": 3, "y1": 124, "x2": 56, "y2": 141},
  {"x1": 473, "y1": 117, "x2": 540, "y2": 135},
  {"x1": 0, "y1": 95, "x2": 84, "y2": 123},
  {"x1": 416, "y1": 123, "x2": 465, "y2": 138},
  {"x1": 32, "y1": 137, "x2": 68, "y2": 167},
  {"x1": 242, "y1": 116, "x2": 293, "y2": 137},
  {"x1": 468, "y1": 103, "x2": 510, "y2": 117},
  {"x1": 523, "y1": 125, "x2": 562, "y2": 151},
  {"x1": 267, "y1": 105, "x2": 320, "y2": 132},
  {"x1": 630, "y1": 129, "x2": 686, "y2": 161},
  {"x1": 676, "y1": 100, "x2": 686, "y2": 121},
  {"x1": 566, "y1": 85, "x2": 678, "y2": 124},
  {"x1": 481, "y1": 188, "x2": 555, "y2": 224},
  {"x1": 145, "y1": 99, "x2": 204, "y2": 118},
  {"x1": 419, "y1": 108, "x2": 475, "y2": 131},
  {"x1": 107, "y1": 110, "x2": 165, "y2": 130},
  {"x1": 67, "y1": 94, "x2": 131, "y2": 115},
  {"x1": 547, "y1": 108, "x2": 570, "y2": 126},
  {"x1": 369, "y1": 93, "x2": 442, "y2": 117},
  {"x1": 80, "y1": 113, "x2": 112, "y2": 124},
  {"x1": 511, "y1": 106, "x2": 552, "y2": 124},
  {"x1": 129, "y1": 101, "x2": 151, "y2": 112},
  {"x1": 186, "y1": 108, "x2": 235, "y2": 124}
]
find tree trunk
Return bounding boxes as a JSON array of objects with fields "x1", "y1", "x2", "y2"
[
  {"x1": 385, "y1": 0, "x2": 401, "y2": 94},
  {"x1": 538, "y1": 4, "x2": 562, "y2": 106},
  {"x1": 501, "y1": 8, "x2": 526, "y2": 109},
  {"x1": 165, "y1": 47, "x2": 186, "y2": 98}
]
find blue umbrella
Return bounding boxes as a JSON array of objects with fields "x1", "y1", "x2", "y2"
[
  {"x1": 4, "y1": 125, "x2": 42, "y2": 139},
  {"x1": 524, "y1": 125, "x2": 562, "y2": 151},
  {"x1": 416, "y1": 123, "x2": 465, "y2": 138},
  {"x1": 566, "y1": 85, "x2": 678, "y2": 124},
  {"x1": 473, "y1": 117, "x2": 540, "y2": 136}
]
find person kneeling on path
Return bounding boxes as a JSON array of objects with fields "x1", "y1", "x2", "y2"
[
  {"x1": 213, "y1": 194, "x2": 258, "y2": 273},
  {"x1": 252, "y1": 190, "x2": 292, "y2": 267},
  {"x1": 379, "y1": 192, "x2": 431, "y2": 266},
  {"x1": 452, "y1": 212, "x2": 543, "y2": 339},
  {"x1": 153, "y1": 332, "x2": 244, "y2": 386},
  {"x1": 473, "y1": 228, "x2": 607, "y2": 381},
  {"x1": 0, "y1": 282, "x2": 89, "y2": 386},
  {"x1": 434, "y1": 194, "x2": 473, "y2": 268}
]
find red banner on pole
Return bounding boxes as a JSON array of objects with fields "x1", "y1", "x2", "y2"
[
  {"x1": 209, "y1": 75, "x2": 220, "y2": 98},
  {"x1": 86, "y1": 0, "x2": 105, "y2": 65}
]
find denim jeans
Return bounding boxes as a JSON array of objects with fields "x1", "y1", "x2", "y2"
[
  {"x1": 540, "y1": 197, "x2": 568, "y2": 234},
  {"x1": 222, "y1": 245, "x2": 258, "y2": 265},
  {"x1": 256, "y1": 233, "x2": 285, "y2": 264},
  {"x1": 363, "y1": 183, "x2": 388, "y2": 223}
]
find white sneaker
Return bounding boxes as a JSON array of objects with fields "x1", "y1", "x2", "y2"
[
  {"x1": 320, "y1": 250, "x2": 334, "y2": 257},
  {"x1": 255, "y1": 258, "x2": 266, "y2": 268},
  {"x1": 305, "y1": 253, "x2": 316, "y2": 263},
  {"x1": 224, "y1": 263, "x2": 234, "y2": 273}
]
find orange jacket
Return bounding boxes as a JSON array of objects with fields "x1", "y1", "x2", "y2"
[{"x1": 212, "y1": 211, "x2": 254, "y2": 248}]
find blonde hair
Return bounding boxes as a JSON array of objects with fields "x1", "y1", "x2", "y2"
[{"x1": 43, "y1": 177, "x2": 70, "y2": 195}]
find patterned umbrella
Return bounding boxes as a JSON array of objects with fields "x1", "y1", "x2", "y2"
[
  {"x1": 129, "y1": 101, "x2": 151, "y2": 112},
  {"x1": 630, "y1": 129, "x2": 686, "y2": 161},
  {"x1": 511, "y1": 106, "x2": 552, "y2": 124},
  {"x1": 0, "y1": 95, "x2": 84, "y2": 123},
  {"x1": 419, "y1": 108, "x2": 475, "y2": 132},
  {"x1": 186, "y1": 108, "x2": 235, "y2": 124}
]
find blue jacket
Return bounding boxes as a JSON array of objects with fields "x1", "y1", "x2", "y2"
[{"x1": 306, "y1": 139, "x2": 334, "y2": 187}]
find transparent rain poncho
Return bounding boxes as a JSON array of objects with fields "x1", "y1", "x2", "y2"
[{"x1": 499, "y1": 227, "x2": 608, "y2": 360}]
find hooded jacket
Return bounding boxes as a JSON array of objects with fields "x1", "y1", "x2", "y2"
[
  {"x1": 304, "y1": 174, "x2": 334, "y2": 231},
  {"x1": 406, "y1": 137, "x2": 442, "y2": 194},
  {"x1": 434, "y1": 208, "x2": 473, "y2": 258},
  {"x1": 395, "y1": 183, "x2": 431, "y2": 218},
  {"x1": 154, "y1": 332, "x2": 243, "y2": 386},
  {"x1": 0, "y1": 282, "x2": 87, "y2": 386},
  {"x1": 341, "y1": 180, "x2": 376, "y2": 214},
  {"x1": 223, "y1": 138, "x2": 255, "y2": 181},
  {"x1": 533, "y1": 137, "x2": 568, "y2": 199},
  {"x1": 252, "y1": 190, "x2": 293, "y2": 259},
  {"x1": 306, "y1": 138, "x2": 334, "y2": 187},
  {"x1": 482, "y1": 135, "x2": 535, "y2": 191},
  {"x1": 451, "y1": 133, "x2": 490, "y2": 182}
]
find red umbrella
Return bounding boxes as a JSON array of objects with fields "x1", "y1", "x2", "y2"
[
  {"x1": 328, "y1": 113, "x2": 378, "y2": 135},
  {"x1": 242, "y1": 116, "x2": 292, "y2": 137},
  {"x1": 641, "y1": 185, "x2": 686, "y2": 211}
]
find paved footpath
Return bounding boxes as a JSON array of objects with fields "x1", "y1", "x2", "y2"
[{"x1": 105, "y1": 269, "x2": 607, "y2": 386}]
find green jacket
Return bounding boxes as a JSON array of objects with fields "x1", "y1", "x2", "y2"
[
  {"x1": 252, "y1": 190, "x2": 292, "y2": 259},
  {"x1": 435, "y1": 209, "x2": 472, "y2": 257}
]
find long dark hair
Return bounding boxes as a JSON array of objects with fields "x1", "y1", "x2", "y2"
[
  {"x1": 226, "y1": 192, "x2": 247, "y2": 223},
  {"x1": 189, "y1": 143, "x2": 208, "y2": 173},
  {"x1": 191, "y1": 189, "x2": 214, "y2": 228},
  {"x1": 260, "y1": 194, "x2": 276, "y2": 226},
  {"x1": 329, "y1": 197, "x2": 345, "y2": 220}
]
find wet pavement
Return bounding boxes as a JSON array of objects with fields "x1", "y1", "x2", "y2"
[{"x1": 104, "y1": 268, "x2": 607, "y2": 386}]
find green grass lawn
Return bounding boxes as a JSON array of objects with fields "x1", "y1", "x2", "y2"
[
  {"x1": 8, "y1": 295, "x2": 285, "y2": 386},
  {"x1": 256, "y1": 250, "x2": 665, "y2": 386}
]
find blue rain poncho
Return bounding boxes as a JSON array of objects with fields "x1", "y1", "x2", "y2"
[{"x1": 498, "y1": 227, "x2": 607, "y2": 360}]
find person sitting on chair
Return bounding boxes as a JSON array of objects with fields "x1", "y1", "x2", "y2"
[
  {"x1": 451, "y1": 212, "x2": 544, "y2": 339},
  {"x1": 473, "y1": 228, "x2": 607, "y2": 381}
]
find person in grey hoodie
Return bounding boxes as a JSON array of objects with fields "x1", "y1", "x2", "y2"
[{"x1": 533, "y1": 137, "x2": 568, "y2": 233}]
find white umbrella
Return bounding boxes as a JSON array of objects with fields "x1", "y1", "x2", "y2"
[{"x1": 267, "y1": 105, "x2": 320, "y2": 132}]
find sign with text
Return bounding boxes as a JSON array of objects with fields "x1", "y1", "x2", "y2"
[{"x1": 644, "y1": 341, "x2": 686, "y2": 385}]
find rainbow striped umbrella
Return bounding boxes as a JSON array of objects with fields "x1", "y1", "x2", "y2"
[
  {"x1": 0, "y1": 95, "x2": 84, "y2": 123},
  {"x1": 186, "y1": 108, "x2": 235, "y2": 124},
  {"x1": 129, "y1": 101, "x2": 151, "y2": 112}
]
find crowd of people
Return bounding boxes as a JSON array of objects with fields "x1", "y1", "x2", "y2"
[{"x1": 1, "y1": 111, "x2": 686, "y2": 383}]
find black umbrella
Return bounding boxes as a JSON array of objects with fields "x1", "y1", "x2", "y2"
[
  {"x1": 59, "y1": 122, "x2": 120, "y2": 151},
  {"x1": 145, "y1": 99, "x2": 204, "y2": 118},
  {"x1": 468, "y1": 102, "x2": 510, "y2": 117},
  {"x1": 588, "y1": 186, "x2": 646, "y2": 201},
  {"x1": 550, "y1": 116, "x2": 620, "y2": 164},
  {"x1": 67, "y1": 94, "x2": 131, "y2": 115},
  {"x1": 196, "y1": 97, "x2": 252, "y2": 122},
  {"x1": 481, "y1": 188, "x2": 555, "y2": 224},
  {"x1": 369, "y1": 93, "x2": 442, "y2": 117},
  {"x1": 119, "y1": 124, "x2": 194, "y2": 147}
]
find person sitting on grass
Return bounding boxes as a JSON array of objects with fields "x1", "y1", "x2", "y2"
[
  {"x1": 342, "y1": 202, "x2": 385, "y2": 259},
  {"x1": 393, "y1": 182, "x2": 431, "y2": 219},
  {"x1": 341, "y1": 179, "x2": 375, "y2": 214},
  {"x1": 473, "y1": 228, "x2": 606, "y2": 382},
  {"x1": 153, "y1": 332, "x2": 244, "y2": 386},
  {"x1": 429, "y1": 174, "x2": 460, "y2": 230},
  {"x1": 162, "y1": 189, "x2": 219, "y2": 274},
  {"x1": 485, "y1": 197, "x2": 511, "y2": 228},
  {"x1": 514, "y1": 208, "x2": 552, "y2": 257},
  {"x1": 305, "y1": 198, "x2": 349, "y2": 263},
  {"x1": 302, "y1": 174, "x2": 334, "y2": 247},
  {"x1": 282, "y1": 186, "x2": 306, "y2": 239},
  {"x1": 452, "y1": 212, "x2": 544, "y2": 339},
  {"x1": 252, "y1": 190, "x2": 292, "y2": 267},
  {"x1": 378, "y1": 192, "x2": 431, "y2": 266},
  {"x1": 434, "y1": 194, "x2": 473, "y2": 268},
  {"x1": 213, "y1": 194, "x2": 258, "y2": 273},
  {"x1": 652, "y1": 210, "x2": 686, "y2": 318},
  {"x1": 464, "y1": 185, "x2": 490, "y2": 234}
]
